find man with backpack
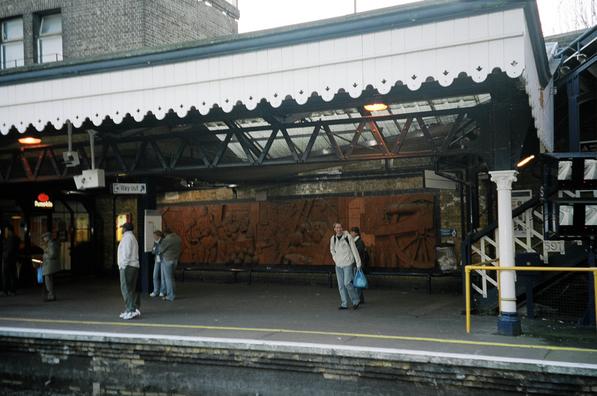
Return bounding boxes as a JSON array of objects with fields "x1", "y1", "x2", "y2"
[
  {"x1": 330, "y1": 222, "x2": 361, "y2": 310},
  {"x1": 350, "y1": 227, "x2": 368, "y2": 304}
]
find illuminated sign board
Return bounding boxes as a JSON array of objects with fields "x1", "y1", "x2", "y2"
[{"x1": 34, "y1": 193, "x2": 54, "y2": 209}]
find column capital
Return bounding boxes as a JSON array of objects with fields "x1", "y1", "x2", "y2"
[{"x1": 489, "y1": 170, "x2": 518, "y2": 190}]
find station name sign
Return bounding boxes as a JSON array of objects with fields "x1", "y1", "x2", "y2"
[
  {"x1": 112, "y1": 183, "x2": 147, "y2": 195},
  {"x1": 34, "y1": 193, "x2": 53, "y2": 209}
]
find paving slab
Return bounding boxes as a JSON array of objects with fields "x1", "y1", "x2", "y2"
[{"x1": 0, "y1": 277, "x2": 596, "y2": 367}]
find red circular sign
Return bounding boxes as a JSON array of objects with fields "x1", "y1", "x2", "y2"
[{"x1": 37, "y1": 193, "x2": 50, "y2": 202}]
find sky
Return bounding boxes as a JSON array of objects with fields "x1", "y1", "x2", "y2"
[{"x1": 237, "y1": 0, "x2": 596, "y2": 37}]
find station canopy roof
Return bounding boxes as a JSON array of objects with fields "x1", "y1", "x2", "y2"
[{"x1": 0, "y1": 0, "x2": 554, "y2": 184}]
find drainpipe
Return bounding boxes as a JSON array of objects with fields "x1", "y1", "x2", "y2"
[{"x1": 434, "y1": 161, "x2": 471, "y2": 297}]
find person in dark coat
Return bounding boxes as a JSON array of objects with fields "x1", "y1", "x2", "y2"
[
  {"x1": 160, "y1": 228, "x2": 182, "y2": 302},
  {"x1": 2, "y1": 224, "x2": 20, "y2": 296},
  {"x1": 41, "y1": 232, "x2": 60, "y2": 301},
  {"x1": 150, "y1": 230, "x2": 166, "y2": 298},
  {"x1": 350, "y1": 227, "x2": 368, "y2": 304}
]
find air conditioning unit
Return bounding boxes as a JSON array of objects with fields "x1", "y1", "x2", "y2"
[{"x1": 73, "y1": 169, "x2": 105, "y2": 190}]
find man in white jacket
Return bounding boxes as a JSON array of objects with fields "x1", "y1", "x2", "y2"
[
  {"x1": 117, "y1": 222, "x2": 140, "y2": 320},
  {"x1": 330, "y1": 222, "x2": 361, "y2": 310}
]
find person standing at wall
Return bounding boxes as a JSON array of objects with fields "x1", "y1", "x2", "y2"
[
  {"x1": 117, "y1": 223, "x2": 140, "y2": 320},
  {"x1": 330, "y1": 222, "x2": 361, "y2": 310},
  {"x1": 150, "y1": 230, "x2": 166, "y2": 298},
  {"x1": 350, "y1": 226, "x2": 368, "y2": 304},
  {"x1": 160, "y1": 228, "x2": 182, "y2": 302},
  {"x1": 41, "y1": 232, "x2": 59, "y2": 301},
  {"x1": 2, "y1": 225, "x2": 20, "y2": 296}
]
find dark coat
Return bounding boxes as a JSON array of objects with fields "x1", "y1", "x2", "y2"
[
  {"x1": 160, "y1": 233, "x2": 182, "y2": 262},
  {"x1": 354, "y1": 237, "x2": 368, "y2": 266},
  {"x1": 2, "y1": 235, "x2": 19, "y2": 265}
]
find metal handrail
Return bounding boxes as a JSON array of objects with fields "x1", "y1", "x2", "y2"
[
  {"x1": 0, "y1": 52, "x2": 64, "y2": 70},
  {"x1": 464, "y1": 265, "x2": 597, "y2": 334}
]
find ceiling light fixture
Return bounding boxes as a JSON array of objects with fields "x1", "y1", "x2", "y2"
[
  {"x1": 18, "y1": 137, "x2": 42, "y2": 145},
  {"x1": 516, "y1": 154, "x2": 535, "y2": 168},
  {"x1": 363, "y1": 103, "x2": 388, "y2": 112}
]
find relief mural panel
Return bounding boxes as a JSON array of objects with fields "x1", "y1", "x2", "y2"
[{"x1": 161, "y1": 194, "x2": 436, "y2": 270}]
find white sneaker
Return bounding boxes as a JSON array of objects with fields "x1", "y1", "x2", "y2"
[
  {"x1": 122, "y1": 311, "x2": 140, "y2": 320},
  {"x1": 119, "y1": 311, "x2": 127, "y2": 319},
  {"x1": 149, "y1": 292, "x2": 158, "y2": 297},
  {"x1": 159, "y1": 293, "x2": 165, "y2": 297}
]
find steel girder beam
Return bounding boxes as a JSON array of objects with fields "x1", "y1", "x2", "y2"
[
  {"x1": 0, "y1": 106, "x2": 474, "y2": 184},
  {"x1": 358, "y1": 108, "x2": 391, "y2": 155},
  {"x1": 392, "y1": 117, "x2": 412, "y2": 154}
]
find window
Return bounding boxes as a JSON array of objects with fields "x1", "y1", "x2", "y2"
[
  {"x1": 1, "y1": 18, "x2": 24, "y2": 69},
  {"x1": 37, "y1": 13, "x2": 62, "y2": 64}
]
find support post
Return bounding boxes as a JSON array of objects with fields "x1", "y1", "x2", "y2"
[
  {"x1": 489, "y1": 170, "x2": 522, "y2": 336},
  {"x1": 567, "y1": 76, "x2": 580, "y2": 152},
  {"x1": 138, "y1": 179, "x2": 156, "y2": 294}
]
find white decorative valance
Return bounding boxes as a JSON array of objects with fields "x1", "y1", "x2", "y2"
[{"x1": 0, "y1": 8, "x2": 552, "y2": 150}]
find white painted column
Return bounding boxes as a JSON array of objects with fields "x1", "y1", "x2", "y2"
[{"x1": 490, "y1": 170, "x2": 518, "y2": 314}]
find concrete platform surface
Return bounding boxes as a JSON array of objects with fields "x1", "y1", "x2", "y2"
[{"x1": 0, "y1": 277, "x2": 596, "y2": 367}]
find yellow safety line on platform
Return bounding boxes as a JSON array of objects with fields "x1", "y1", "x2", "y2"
[{"x1": 1, "y1": 316, "x2": 596, "y2": 354}]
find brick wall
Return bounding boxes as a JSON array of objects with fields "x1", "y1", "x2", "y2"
[
  {"x1": 0, "y1": 0, "x2": 238, "y2": 67},
  {"x1": 1, "y1": 333, "x2": 592, "y2": 395},
  {"x1": 144, "y1": 0, "x2": 238, "y2": 48},
  {"x1": 158, "y1": 176, "x2": 426, "y2": 205},
  {"x1": 95, "y1": 195, "x2": 138, "y2": 271},
  {"x1": 64, "y1": 0, "x2": 146, "y2": 60}
]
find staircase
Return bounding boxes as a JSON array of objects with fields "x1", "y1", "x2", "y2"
[
  {"x1": 465, "y1": 189, "x2": 594, "y2": 312},
  {"x1": 469, "y1": 190, "x2": 553, "y2": 299}
]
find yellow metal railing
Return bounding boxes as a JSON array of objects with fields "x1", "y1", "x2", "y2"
[{"x1": 465, "y1": 265, "x2": 597, "y2": 334}]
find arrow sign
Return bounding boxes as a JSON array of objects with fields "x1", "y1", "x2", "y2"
[{"x1": 112, "y1": 183, "x2": 147, "y2": 195}]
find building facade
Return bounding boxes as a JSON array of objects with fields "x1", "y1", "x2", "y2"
[{"x1": 0, "y1": 0, "x2": 239, "y2": 69}]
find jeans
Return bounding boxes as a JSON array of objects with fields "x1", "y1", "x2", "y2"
[
  {"x1": 162, "y1": 259, "x2": 178, "y2": 301},
  {"x1": 43, "y1": 274, "x2": 55, "y2": 300},
  {"x1": 152, "y1": 259, "x2": 166, "y2": 295},
  {"x1": 335, "y1": 265, "x2": 360, "y2": 307},
  {"x1": 120, "y1": 266, "x2": 140, "y2": 312}
]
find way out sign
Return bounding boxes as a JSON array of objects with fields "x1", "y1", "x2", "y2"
[{"x1": 112, "y1": 183, "x2": 147, "y2": 194}]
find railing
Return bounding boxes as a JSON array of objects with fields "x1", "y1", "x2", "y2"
[
  {"x1": 464, "y1": 264, "x2": 597, "y2": 334},
  {"x1": 468, "y1": 190, "x2": 596, "y2": 300},
  {"x1": 464, "y1": 194, "x2": 543, "y2": 299},
  {"x1": 1, "y1": 53, "x2": 64, "y2": 70}
]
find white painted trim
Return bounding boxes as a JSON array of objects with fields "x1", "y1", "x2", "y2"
[
  {"x1": 521, "y1": 23, "x2": 554, "y2": 152},
  {"x1": 0, "y1": 7, "x2": 549, "y2": 153}
]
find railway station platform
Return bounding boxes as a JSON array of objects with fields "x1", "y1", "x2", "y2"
[{"x1": 1, "y1": 277, "x2": 596, "y2": 395}]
